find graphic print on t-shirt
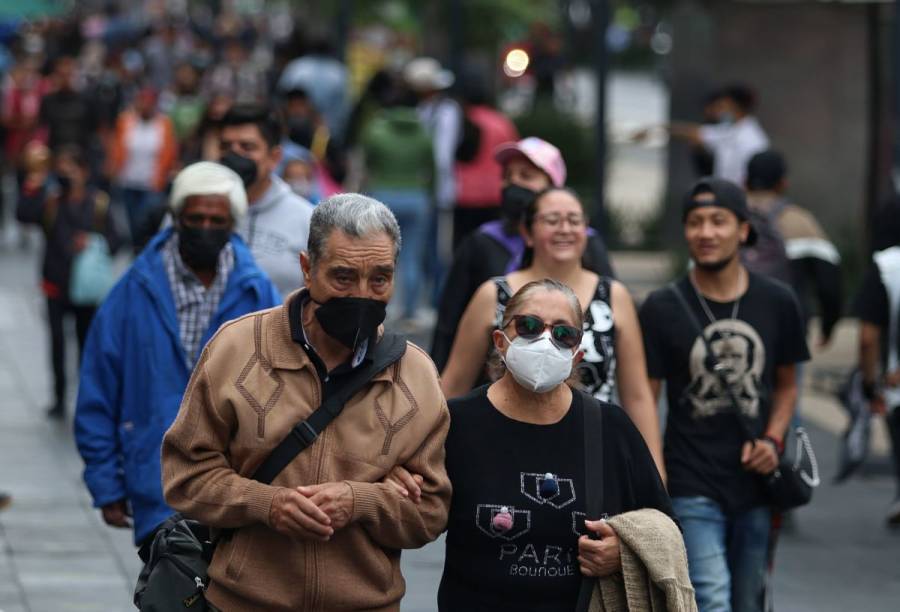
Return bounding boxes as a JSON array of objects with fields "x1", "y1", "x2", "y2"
[
  {"x1": 520, "y1": 472, "x2": 577, "y2": 509},
  {"x1": 685, "y1": 318, "x2": 765, "y2": 419},
  {"x1": 475, "y1": 504, "x2": 532, "y2": 541}
]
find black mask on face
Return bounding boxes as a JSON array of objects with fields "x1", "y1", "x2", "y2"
[
  {"x1": 177, "y1": 225, "x2": 230, "y2": 270},
  {"x1": 313, "y1": 296, "x2": 387, "y2": 351},
  {"x1": 500, "y1": 184, "x2": 538, "y2": 223},
  {"x1": 288, "y1": 117, "x2": 315, "y2": 148},
  {"x1": 219, "y1": 151, "x2": 259, "y2": 188}
]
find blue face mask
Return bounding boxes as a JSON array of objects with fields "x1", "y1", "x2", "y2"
[{"x1": 719, "y1": 112, "x2": 736, "y2": 125}]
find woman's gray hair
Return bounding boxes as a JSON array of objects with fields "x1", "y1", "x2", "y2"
[{"x1": 307, "y1": 193, "x2": 402, "y2": 267}]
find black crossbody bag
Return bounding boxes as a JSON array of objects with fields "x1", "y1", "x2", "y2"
[
  {"x1": 575, "y1": 395, "x2": 605, "y2": 612},
  {"x1": 668, "y1": 283, "x2": 819, "y2": 512},
  {"x1": 134, "y1": 333, "x2": 407, "y2": 611}
]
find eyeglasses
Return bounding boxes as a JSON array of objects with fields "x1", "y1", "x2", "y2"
[
  {"x1": 535, "y1": 213, "x2": 586, "y2": 229},
  {"x1": 505, "y1": 314, "x2": 583, "y2": 350}
]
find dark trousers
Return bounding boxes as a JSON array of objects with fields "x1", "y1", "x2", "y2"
[
  {"x1": 47, "y1": 296, "x2": 95, "y2": 406},
  {"x1": 452, "y1": 205, "x2": 500, "y2": 251},
  {"x1": 888, "y1": 409, "x2": 900, "y2": 496}
]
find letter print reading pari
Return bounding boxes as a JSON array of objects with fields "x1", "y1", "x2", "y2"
[
  {"x1": 476, "y1": 504, "x2": 532, "y2": 541},
  {"x1": 520, "y1": 472, "x2": 577, "y2": 509}
]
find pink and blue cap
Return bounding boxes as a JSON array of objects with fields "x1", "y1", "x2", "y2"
[{"x1": 494, "y1": 137, "x2": 567, "y2": 188}]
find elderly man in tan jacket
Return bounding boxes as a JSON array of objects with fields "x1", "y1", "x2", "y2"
[{"x1": 161, "y1": 193, "x2": 451, "y2": 611}]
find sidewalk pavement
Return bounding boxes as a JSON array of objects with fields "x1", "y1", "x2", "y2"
[{"x1": 1, "y1": 244, "x2": 898, "y2": 611}]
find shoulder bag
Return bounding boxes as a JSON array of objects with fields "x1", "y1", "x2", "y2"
[{"x1": 134, "y1": 332, "x2": 408, "y2": 611}]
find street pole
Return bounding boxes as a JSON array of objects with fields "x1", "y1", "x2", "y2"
[
  {"x1": 335, "y1": 0, "x2": 352, "y2": 62},
  {"x1": 593, "y1": 0, "x2": 610, "y2": 236}
]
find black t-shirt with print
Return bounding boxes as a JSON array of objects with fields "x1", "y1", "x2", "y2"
[
  {"x1": 639, "y1": 273, "x2": 809, "y2": 513},
  {"x1": 438, "y1": 385, "x2": 672, "y2": 612}
]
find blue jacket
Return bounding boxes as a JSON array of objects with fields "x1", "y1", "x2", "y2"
[{"x1": 74, "y1": 228, "x2": 281, "y2": 544}]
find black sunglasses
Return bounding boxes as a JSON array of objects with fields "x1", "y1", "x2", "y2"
[{"x1": 505, "y1": 314, "x2": 582, "y2": 350}]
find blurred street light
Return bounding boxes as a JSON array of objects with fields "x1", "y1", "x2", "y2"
[{"x1": 504, "y1": 48, "x2": 530, "y2": 78}]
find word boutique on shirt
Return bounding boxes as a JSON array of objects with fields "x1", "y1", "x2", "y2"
[{"x1": 476, "y1": 472, "x2": 602, "y2": 579}]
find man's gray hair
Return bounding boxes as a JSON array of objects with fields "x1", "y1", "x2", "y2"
[{"x1": 307, "y1": 193, "x2": 402, "y2": 267}]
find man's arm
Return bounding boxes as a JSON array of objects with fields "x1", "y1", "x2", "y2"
[
  {"x1": 742, "y1": 362, "x2": 796, "y2": 474},
  {"x1": 860, "y1": 322, "x2": 882, "y2": 390},
  {"x1": 344, "y1": 401, "x2": 451, "y2": 549},
  {"x1": 161, "y1": 348, "x2": 333, "y2": 538}
]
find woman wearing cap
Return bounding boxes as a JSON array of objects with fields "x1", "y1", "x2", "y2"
[
  {"x1": 431, "y1": 137, "x2": 614, "y2": 373},
  {"x1": 440, "y1": 187, "x2": 665, "y2": 477},
  {"x1": 390, "y1": 279, "x2": 673, "y2": 611}
]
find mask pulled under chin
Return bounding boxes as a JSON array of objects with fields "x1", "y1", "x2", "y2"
[
  {"x1": 177, "y1": 226, "x2": 230, "y2": 270},
  {"x1": 502, "y1": 332, "x2": 574, "y2": 393},
  {"x1": 313, "y1": 295, "x2": 387, "y2": 351}
]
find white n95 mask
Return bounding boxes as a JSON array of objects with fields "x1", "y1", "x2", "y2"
[{"x1": 502, "y1": 332, "x2": 574, "y2": 393}]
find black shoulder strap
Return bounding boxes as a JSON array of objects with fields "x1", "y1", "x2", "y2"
[
  {"x1": 667, "y1": 282, "x2": 756, "y2": 442},
  {"x1": 575, "y1": 393, "x2": 605, "y2": 612},
  {"x1": 250, "y1": 332, "x2": 407, "y2": 484}
]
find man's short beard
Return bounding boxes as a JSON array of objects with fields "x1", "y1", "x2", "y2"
[{"x1": 694, "y1": 250, "x2": 738, "y2": 272}]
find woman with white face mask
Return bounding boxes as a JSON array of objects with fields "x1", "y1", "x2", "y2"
[
  {"x1": 388, "y1": 280, "x2": 676, "y2": 611},
  {"x1": 441, "y1": 187, "x2": 665, "y2": 479}
]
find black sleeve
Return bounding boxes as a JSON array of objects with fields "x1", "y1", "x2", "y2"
[
  {"x1": 15, "y1": 184, "x2": 48, "y2": 226},
  {"x1": 583, "y1": 234, "x2": 616, "y2": 279},
  {"x1": 802, "y1": 257, "x2": 842, "y2": 341},
  {"x1": 776, "y1": 285, "x2": 811, "y2": 366},
  {"x1": 606, "y1": 405, "x2": 674, "y2": 521},
  {"x1": 430, "y1": 237, "x2": 479, "y2": 371},
  {"x1": 854, "y1": 263, "x2": 889, "y2": 328},
  {"x1": 638, "y1": 292, "x2": 667, "y2": 380},
  {"x1": 97, "y1": 192, "x2": 123, "y2": 256}
]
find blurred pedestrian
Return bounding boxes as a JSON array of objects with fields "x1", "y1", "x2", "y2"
[
  {"x1": 161, "y1": 194, "x2": 451, "y2": 610},
  {"x1": 398, "y1": 279, "x2": 677, "y2": 611},
  {"x1": 440, "y1": 187, "x2": 664, "y2": 476},
  {"x1": 219, "y1": 104, "x2": 314, "y2": 298},
  {"x1": 430, "y1": 137, "x2": 614, "y2": 373},
  {"x1": 639, "y1": 178, "x2": 810, "y2": 611},
  {"x1": 38, "y1": 55, "x2": 99, "y2": 155},
  {"x1": 852, "y1": 205, "x2": 900, "y2": 526},
  {"x1": 74, "y1": 162, "x2": 280, "y2": 547},
  {"x1": 636, "y1": 84, "x2": 768, "y2": 185},
  {"x1": 452, "y1": 72, "x2": 519, "y2": 248},
  {"x1": 744, "y1": 150, "x2": 842, "y2": 345},
  {"x1": 280, "y1": 86, "x2": 345, "y2": 195},
  {"x1": 0, "y1": 490, "x2": 10, "y2": 510},
  {"x1": 195, "y1": 90, "x2": 233, "y2": 162},
  {"x1": 203, "y1": 37, "x2": 266, "y2": 105},
  {"x1": 361, "y1": 91, "x2": 433, "y2": 325},
  {"x1": 404, "y1": 57, "x2": 462, "y2": 302},
  {"x1": 279, "y1": 142, "x2": 320, "y2": 203},
  {"x1": 16, "y1": 145, "x2": 121, "y2": 419},
  {"x1": 107, "y1": 86, "x2": 178, "y2": 249}
]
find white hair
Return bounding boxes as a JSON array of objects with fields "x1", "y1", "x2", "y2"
[
  {"x1": 307, "y1": 193, "x2": 401, "y2": 267},
  {"x1": 170, "y1": 161, "x2": 248, "y2": 220}
]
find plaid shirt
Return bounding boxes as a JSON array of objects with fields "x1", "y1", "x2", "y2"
[{"x1": 162, "y1": 234, "x2": 235, "y2": 367}]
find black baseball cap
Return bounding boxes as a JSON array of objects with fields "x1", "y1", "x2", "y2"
[{"x1": 682, "y1": 177, "x2": 758, "y2": 246}]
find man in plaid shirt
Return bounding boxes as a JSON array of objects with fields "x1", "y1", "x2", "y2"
[{"x1": 74, "y1": 162, "x2": 281, "y2": 547}]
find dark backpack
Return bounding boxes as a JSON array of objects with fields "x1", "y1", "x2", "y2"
[{"x1": 741, "y1": 199, "x2": 792, "y2": 284}]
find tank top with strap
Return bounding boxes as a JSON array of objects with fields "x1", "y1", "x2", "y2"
[{"x1": 493, "y1": 276, "x2": 617, "y2": 402}]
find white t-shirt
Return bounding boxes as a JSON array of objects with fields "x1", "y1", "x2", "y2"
[
  {"x1": 699, "y1": 116, "x2": 769, "y2": 185},
  {"x1": 120, "y1": 118, "x2": 163, "y2": 189}
]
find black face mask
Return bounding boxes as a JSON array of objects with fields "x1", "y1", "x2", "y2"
[
  {"x1": 500, "y1": 184, "x2": 538, "y2": 223},
  {"x1": 288, "y1": 117, "x2": 315, "y2": 148},
  {"x1": 219, "y1": 151, "x2": 258, "y2": 188},
  {"x1": 313, "y1": 296, "x2": 387, "y2": 351},
  {"x1": 178, "y1": 225, "x2": 230, "y2": 270}
]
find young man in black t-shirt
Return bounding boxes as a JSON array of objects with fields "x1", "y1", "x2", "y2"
[{"x1": 639, "y1": 178, "x2": 809, "y2": 612}]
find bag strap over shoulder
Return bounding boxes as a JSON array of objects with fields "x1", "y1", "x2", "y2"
[
  {"x1": 575, "y1": 393, "x2": 604, "y2": 612},
  {"x1": 667, "y1": 283, "x2": 757, "y2": 442},
  {"x1": 250, "y1": 332, "x2": 407, "y2": 485}
]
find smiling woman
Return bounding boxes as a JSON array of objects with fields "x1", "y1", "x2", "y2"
[{"x1": 440, "y1": 187, "x2": 666, "y2": 477}]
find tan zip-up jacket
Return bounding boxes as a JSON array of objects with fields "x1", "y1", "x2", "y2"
[{"x1": 161, "y1": 296, "x2": 451, "y2": 611}]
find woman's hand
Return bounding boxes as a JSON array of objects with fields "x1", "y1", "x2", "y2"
[
  {"x1": 578, "y1": 519, "x2": 621, "y2": 577},
  {"x1": 382, "y1": 465, "x2": 424, "y2": 504}
]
